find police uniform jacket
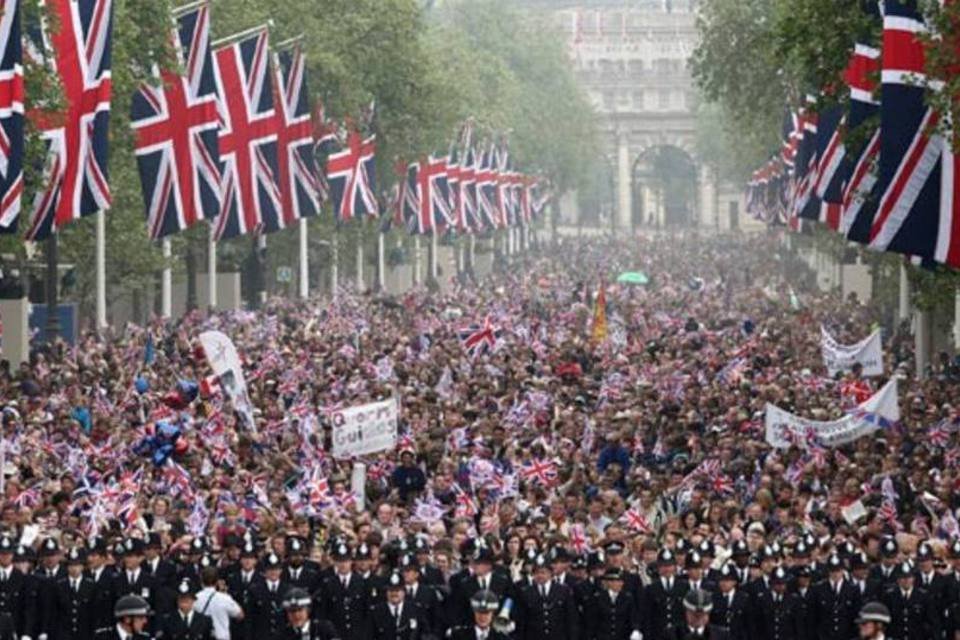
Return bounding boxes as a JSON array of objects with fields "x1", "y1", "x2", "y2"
[
  {"x1": 585, "y1": 588, "x2": 640, "y2": 640},
  {"x1": 367, "y1": 600, "x2": 426, "y2": 640},
  {"x1": 809, "y1": 579, "x2": 859, "y2": 640},
  {"x1": 882, "y1": 585, "x2": 940, "y2": 640},
  {"x1": 641, "y1": 576, "x2": 686, "y2": 639},
  {"x1": 515, "y1": 581, "x2": 579, "y2": 640},
  {"x1": 284, "y1": 566, "x2": 321, "y2": 594},
  {"x1": 157, "y1": 611, "x2": 214, "y2": 640},
  {"x1": 0, "y1": 568, "x2": 29, "y2": 637},
  {"x1": 225, "y1": 571, "x2": 262, "y2": 640},
  {"x1": 669, "y1": 626, "x2": 731, "y2": 640},
  {"x1": 283, "y1": 619, "x2": 339, "y2": 640},
  {"x1": 404, "y1": 582, "x2": 444, "y2": 636},
  {"x1": 754, "y1": 591, "x2": 802, "y2": 640},
  {"x1": 315, "y1": 571, "x2": 370, "y2": 640},
  {"x1": 91, "y1": 628, "x2": 150, "y2": 640},
  {"x1": 86, "y1": 566, "x2": 117, "y2": 634},
  {"x1": 709, "y1": 589, "x2": 751, "y2": 640},
  {"x1": 445, "y1": 625, "x2": 510, "y2": 640},
  {"x1": 251, "y1": 579, "x2": 289, "y2": 640},
  {"x1": 450, "y1": 574, "x2": 513, "y2": 629},
  {"x1": 55, "y1": 575, "x2": 96, "y2": 640}
]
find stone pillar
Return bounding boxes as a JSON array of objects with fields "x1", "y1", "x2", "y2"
[
  {"x1": 617, "y1": 135, "x2": 632, "y2": 230},
  {"x1": 699, "y1": 165, "x2": 715, "y2": 229},
  {"x1": 898, "y1": 264, "x2": 912, "y2": 325},
  {"x1": 0, "y1": 298, "x2": 29, "y2": 368}
]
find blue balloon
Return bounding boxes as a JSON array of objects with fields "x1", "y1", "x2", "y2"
[{"x1": 135, "y1": 376, "x2": 149, "y2": 394}]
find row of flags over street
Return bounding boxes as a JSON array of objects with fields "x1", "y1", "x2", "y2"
[
  {"x1": 745, "y1": 0, "x2": 960, "y2": 270},
  {"x1": 0, "y1": 0, "x2": 550, "y2": 243}
]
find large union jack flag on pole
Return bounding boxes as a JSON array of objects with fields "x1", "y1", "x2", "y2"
[
  {"x1": 414, "y1": 154, "x2": 452, "y2": 234},
  {"x1": 869, "y1": 1, "x2": 950, "y2": 263},
  {"x1": 271, "y1": 45, "x2": 319, "y2": 229},
  {"x1": 326, "y1": 129, "x2": 378, "y2": 223},
  {"x1": 211, "y1": 29, "x2": 282, "y2": 240},
  {"x1": 458, "y1": 146, "x2": 480, "y2": 232},
  {"x1": 0, "y1": 0, "x2": 23, "y2": 232},
  {"x1": 26, "y1": 0, "x2": 114, "y2": 241},
  {"x1": 841, "y1": 44, "x2": 881, "y2": 241},
  {"x1": 130, "y1": 4, "x2": 220, "y2": 240},
  {"x1": 476, "y1": 145, "x2": 499, "y2": 228}
]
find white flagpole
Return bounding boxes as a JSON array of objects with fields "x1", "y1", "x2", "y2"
[
  {"x1": 258, "y1": 233, "x2": 267, "y2": 305},
  {"x1": 331, "y1": 229, "x2": 339, "y2": 297},
  {"x1": 95, "y1": 211, "x2": 107, "y2": 331},
  {"x1": 356, "y1": 228, "x2": 364, "y2": 291},
  {"x1": 298, "y1": 218, "x2": 309, "y2": 299},
  {"x1": 161, "y1": 238, "x2": 172, "y2": 318},
  {"x1": 430, "y1": 225, "x2": 438, "y2": 281},
  {"x1": 208, "y1": 225, "x2": 218, "y2": 309}
]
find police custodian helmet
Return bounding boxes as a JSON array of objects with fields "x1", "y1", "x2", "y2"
[{"x1": 114, "y1": 595, "x2": 151, "y2": 618}]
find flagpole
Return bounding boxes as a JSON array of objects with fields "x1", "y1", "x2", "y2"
[
  {"x1": 377, "y1": 228, "x2": 386, "y2": 292},
  {"x1": 95, "y1": 211, "x2": 107, "y2": 331},
  {"x1": 468, "y1": 234, "x2": 476, "y2": 276},
  {"x1": 331, "y1": 228, "x2": 339, "y2": 298},
  {"x1": 430, "y1": 225, "x2": 438, "y2": 284},
  {"x1": 208, "y1": 225, "x2": 217, "y2": 310},
  {"x1": 161, "y1": 238, "x2": 172, "y2": 318},
  {"x1": 257, "y1": 233, "x2": 267, "y2": 307},
  {"x1": 298, "y1": 218, "x2": 309, "y2": 299},
  {"x1": 356, "y1": 221, "x2": 364, "y2": 291},
  {"x1": 412, "y1": 235, "x2": 421, "y2": 286},
  {"x1": 211, "y1": 22, "x2": 273, "y2": 48}
]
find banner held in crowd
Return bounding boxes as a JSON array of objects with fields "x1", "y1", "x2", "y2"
[
  {"x1": 765, "y1": 378, "x2": 899, "y2": 449},
  {"x1": 821, "y1": 326, "x2": 883, "y2": 377},
  {"x1": 198, "y1": 330, "x2": 255, "y2": 430},
  {"x1": 331, "y1": 397, "x2": 399, "y2": 459}
]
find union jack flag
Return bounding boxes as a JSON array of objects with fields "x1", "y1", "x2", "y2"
[
  {"x1": 476, "y1": 145, "x2": 499, "y2": 228},
  {"x1": 391, "y1": 159, "x2": 418, "y2": 231},
  {"x1": 211, "y1": 29, "x2": 282, "y2": 240},
  {"x1": 26, "y1": 0, "x2": 114, "y2": 240},
  {"x1": 327, "y1": 129, "x2": 378, "y2": 222},
  {"x1": 414, "y1": 154, "x2": 452, "y2": 234},
  {"x1": 869, "y1": 2, "x2": 955, "y2": 265},
  {"x1": 0, "y1": 0, "x2": 23, "y2": 232},
  {"x1": 569, "y1": 523, "x2": 590, "y2": 554},
  {"x1": 841, "y1": 43, "x2": 882, "y2": 240},
  {"x1": 452, "y1": 482, "x2": 478, "y2": 518},
  {"x1": 271, "y1": 45, "x2": 320, "y2": 229},
  {"x1": 520, "y1": 457, "x2": 558, "y2": 487},
  {"x1": 131, "y1": 4, "x2": 220, "y2": 240},
  {"x1": 620, "y1": 507, "x2": 652, "y2": 533},
  {"x1": 459, "y1": 315, "x2": 500, "y2": 359},
  {"x1": 458, "y1": 146, "x2": 479, "y2": 232},
  {"x1": 928, "y1": 419, "x2": 953, "y2": 449}
]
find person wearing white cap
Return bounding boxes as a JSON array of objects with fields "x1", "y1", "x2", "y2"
[{"x1": 855, "y1": 602, "x2": 891, "y2": 640}]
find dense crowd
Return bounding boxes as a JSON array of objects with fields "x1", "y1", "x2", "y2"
[{"x1": 0, "y1": 231, "x2": 956, "y2": 640}]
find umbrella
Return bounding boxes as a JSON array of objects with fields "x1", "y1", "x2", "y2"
[{"x1": 616, "y1": 271, "x2": 649, "y2": 285}]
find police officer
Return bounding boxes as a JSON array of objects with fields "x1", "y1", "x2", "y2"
[
  {"x1": 882, "y1": 561, "x2": 939, "y2": 640},
  {"x1": 855, "y1": 602, "x2": 892, "y2": 640},
  {"x1": 0, "y1": 536, "x2": 26, "y2": 639},
  {"x1": 754, "y1": 566, "x2": 800, "y2": 640},
  {"x1": 281, "y1": 588, "x2": 338, "y2": 640},
  {"x1": 33, "y1": 538, "x2": 63, "y2": 640},
  {"x1": 145, "y1": 534, "x2": 179, "y2": 616},
  {"x1": 515, "y1": 554, "x2": 578, "y2": 640},
  {"x1": 682, "y1": 553, "x2": 711, "y2": 596},
  {"x1": 86, "y1": 538, "x2": 116, "y2": 634},
  {"x1": 914, "y1": 542, "x2": 948, "y2": 632},
  {"x1": 410, "y1": 539, "x2": 443, "y2": 589},
  {"x1": 642, "y1": 548, "x2": 685, "y2": 639},
  {"x1": 445, "y1": 591, "x2": 510, "y2": 640},
  {"x1": 674, "y1": 589, "x2": 727, "y2": 640},
  {"x1": 114, "y1": 538, "x2": 159, "y2": 613},
  {"x1": 316, "y1": 544, "x2": 368, "y2": 640},
  {"x1": 585, "y1": 567, "x2": 642, "y2": 640},
  {"x1": 810, "y1": 554, "x2": 859, "y2": 640},
  {"x1": 251, "y1": 553, "x2": 287, "y2": 640},
  {"x1": 285, "y1": 538, "x2": 319, "y2": 594},
  {"x1": 226, "y1": 541, "x2": 262, "y2": 640},
  {"x1": 869, "y1": 539, "x2": 900, "y2": 589},
  {"x1": 550, "y1": 548, "x2": 579, "y2": 590},
  {"x1": 55, "y1": 547, "x2": 95, "y2": 640},
  {"x1": 369, "y1": 572, "x2": 427, "y2": 640},
  {"x1": 450, "y1": 547, "x2": 512, "y2": 628},
  {"x1": 14, "y1": 545, "x2": 38, "y2": 640},
  {"x1": 158, "y1": 581, "x2": 214, "y2": 640},
  {"x1": 93, "y1": 595, "x2": 151, "y2": 640},
  {"x1": 399, "y1": 555, "x2": 443, "y2": 636},
  {"x1": 709, "y1": 564, "x2": 749, "y2": 640}
]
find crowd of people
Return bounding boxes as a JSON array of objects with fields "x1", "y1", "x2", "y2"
[{"x1": 0, "y1": 231, "x2": 955, "y2": 640}]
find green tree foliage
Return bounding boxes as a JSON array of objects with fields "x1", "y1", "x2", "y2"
[{"x1": 3, "y1": 0, "x2": 595, "y2": 320}]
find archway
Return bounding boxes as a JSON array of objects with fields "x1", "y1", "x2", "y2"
[{"x1": 632, "y1": 145, "x2": 698, "y2": 227}]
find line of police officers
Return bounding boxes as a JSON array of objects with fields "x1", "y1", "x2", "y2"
[{"x1": 0, "y1": 530, "x2": 957, "y2": 640}]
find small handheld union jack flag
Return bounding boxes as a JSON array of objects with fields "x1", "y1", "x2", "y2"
[
  {"x1": 620, "y1": 507, "x2": 652, "y2": 534},
  {"x1": 520, "y1": 457, "x2": 558, "y2": 487},
  {"x1": 459, "y1": 315, "x2": 500, "y2": 359}
]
